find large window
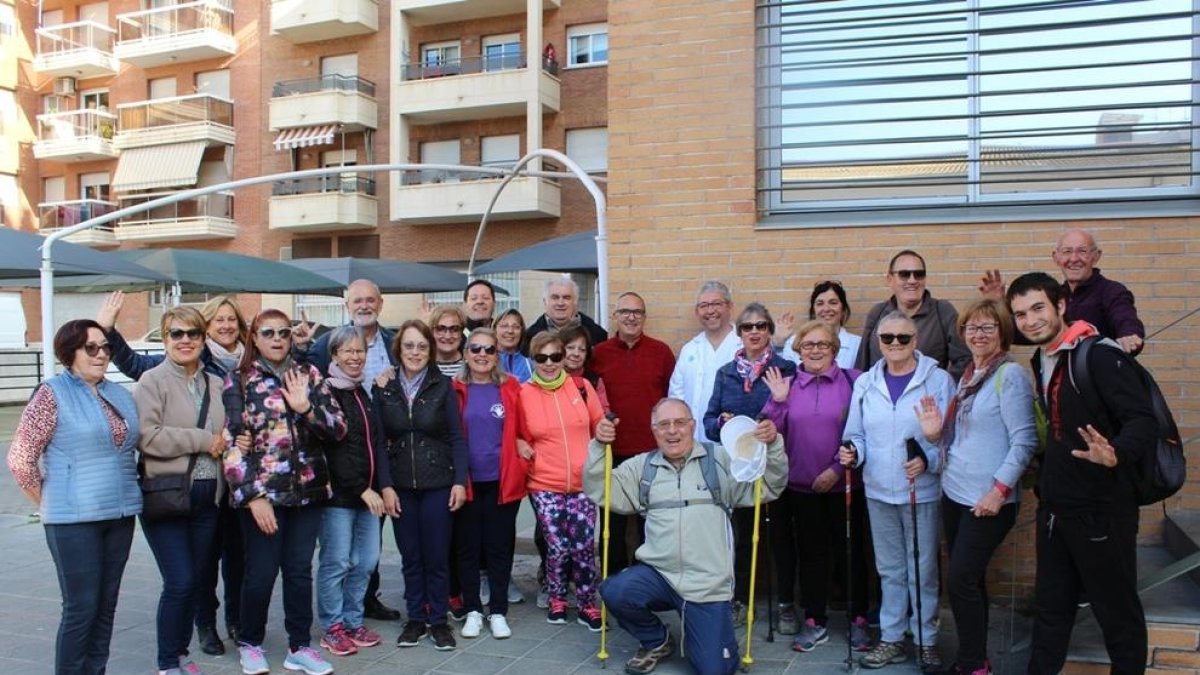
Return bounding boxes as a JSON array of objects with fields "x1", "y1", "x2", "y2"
[
  {"x1": 567, "y1": 24, "x2": 608, "y2": 67},
  {"x1": 757, "y1": 0, "x2": 1200, "y2": 222}
]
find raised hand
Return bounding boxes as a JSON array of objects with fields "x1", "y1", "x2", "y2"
[
  {"x1": 1071, "y1": 425, "x2": 1118, "y2": 467},
  {"x1": 914, "y1": 394, "x2": 944, "y2": 442},
  {"x1": 290, "y1": 310, "x2": 316, "y2": 347},
  {"x1": 776, "y1": 311, "x2": 795, "y2": 343},
  {"x1": 763, "y1": 366, "x2": 791, "y2": 403},
  {"x1": 978, "y1": 269, "x2": 1005, "y2": 300},
  {"x1": 96, "y1": 291, "x2": 125, "y2": 331},
  {"x1": 281, "y1": 368, "x2": 312, "y2": 414}
]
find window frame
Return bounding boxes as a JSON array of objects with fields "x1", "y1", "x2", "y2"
[{"x1": 566, "y1": 23, "x2": 608, "y2": 68}]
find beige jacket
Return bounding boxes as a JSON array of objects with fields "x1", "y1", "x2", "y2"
[{"x1": 133, "y1": 358, "x2": 226, "y2": 502}]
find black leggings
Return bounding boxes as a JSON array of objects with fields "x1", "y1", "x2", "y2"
[{"x1": 942, "y1": 496, "x2": 1017, "y2": 670}]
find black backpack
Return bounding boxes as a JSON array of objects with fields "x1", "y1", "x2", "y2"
[{"x1": 1071, "y1": 337, "x2": 1186, "y2": 506}]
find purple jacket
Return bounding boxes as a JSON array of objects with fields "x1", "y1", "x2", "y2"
[
  {"x1": 762, "y1": 364, "x2": 862, "y2": 493},
  {"x1": 1063, "y1": 270, "x2": 1144, "y2": 342}
]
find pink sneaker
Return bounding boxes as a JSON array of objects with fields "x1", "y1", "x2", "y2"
[
  {"x1": 347, "y1": 624, "x2": 381, "y2": 648},
  {"x1": 319, "y1": 623, "x2": 358, "y2": 656}
]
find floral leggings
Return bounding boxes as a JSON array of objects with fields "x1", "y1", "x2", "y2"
[{"x1": 529, "y1": 490, "x2": 598, "y2": 607}]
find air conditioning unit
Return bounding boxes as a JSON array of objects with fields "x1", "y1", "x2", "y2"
[{"x1": 53, "y1": 77, "x2": 76, "y2": 96}]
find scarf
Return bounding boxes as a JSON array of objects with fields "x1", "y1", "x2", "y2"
[
  {"x1": 400, "y1": 369, "x2": 426, "y2": 403},
  {"x1": 532, "y1": 369, "x2": 568, "y2": 391},
  {"x1": 940, "y1": 351, "x2": 1014, "y2": 449},
  {"x1": 734, "y1": 346, "x2": 773, "y2": 393},
  {"x1": 207, "y1": 338, "x2": 243, "y2": 373},
  {"x1": 258, "y1": 355, "x2": 293, "y2": 380},
  {"x1": 326, "y1": 361, "x2": 363, "y2": 391}
]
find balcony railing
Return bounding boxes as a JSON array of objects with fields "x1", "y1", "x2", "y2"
[
  {"x1": 272, "y1": 176, "x2": 377, "y2": 196},
  {"x1": 273, "y1": 74, "x2": 376, "y2": 98},
  {"x1": 37, "y1": 109, "x2": 117, "y2": 142},
  {"x1": 39, "y1": 200, "x2": 118, "y2": 229},
  {"x1": 118, "y1": 94, "x2": 233, "y2": 132},
  {"x1": 399, "y1": 163, "x2": 558, "y2": 186},
  {"x1": 36, "y1": 20, "x2": 116, "y2": 58},
  {"x1": 402, "y1": 52, "x2": 558, "y2": 81},
  {"x1": 116, "y1": 0, "x2": 233, "y2": 43},
  {"x1": 118, "y1": 191, "x2": 232, "y2": 222}
]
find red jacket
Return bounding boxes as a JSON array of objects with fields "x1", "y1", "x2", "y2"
[{"x1": 452, "y1": 377, "x2": 528, "y2": 505}]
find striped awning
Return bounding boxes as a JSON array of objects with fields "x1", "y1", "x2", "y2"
[
  {"x1": 111, "y1": 141, "x2": 207, "y2": 192},
  {"x1": 273, "y1": 124, "x2": 338, "y2": 151}
]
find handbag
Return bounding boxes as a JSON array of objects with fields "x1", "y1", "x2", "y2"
[{"x1": 140, "y1": 375, "x2": 211, "y2": 521}]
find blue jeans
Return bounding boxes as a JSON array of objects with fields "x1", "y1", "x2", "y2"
[
  {"x1": 238, "y1": 503, "x2": 322, "y2": 649},
  {"x1": 600, "y1": 564, "x2": 740, "y2": 675},
  {"x1": 391, "y1": 487, "x2": 452, "y2": 625},
  {"x1": 44, "y1": 516, "x2": 135, "y2": 675},
  {"x1": 317, "y1": 506, "x2": 381, "y2": 631},
  {"x1": 194, "y1": 500, "x2": 243, "y2": 632},
  {"x1": 141, "y1": 479, "x2": 220, "y2": 669},
  {"x1": 866, "y1": 498, "x2": 940, "y2": 646}
]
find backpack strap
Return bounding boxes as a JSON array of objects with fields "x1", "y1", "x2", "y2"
[
  {"x1": 637, "y1": 444, "x2": 731, "y2": 517},
  {"x1": 1067, "y1": 336, "x2": 1112, "y2": 436}
]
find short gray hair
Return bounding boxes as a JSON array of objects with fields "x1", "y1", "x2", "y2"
[
  {"x1": 650, "y1": 397, "x2": 693, "y2": 423},
  {"x1": 543, "y1": 275, "x2": 579, "y2": 299},
  {"x1": 877, "y1": 310, "x2": 916, "y2": 334},
  {"x1": 696, "y1": 280, "x2": 732, "y2": 304},
  {"x1": 327, "y1": 325, "x2": 365, "y2": 359}
]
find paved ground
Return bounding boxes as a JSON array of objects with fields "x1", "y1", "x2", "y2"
[{"x1": 0, "y1": 404, "x2": 1031, "y2": 675}]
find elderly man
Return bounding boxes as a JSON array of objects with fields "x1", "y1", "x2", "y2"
[
  {"x1": 523, "y1": 276, "x2": 608, "y2": 352},
  {"x1": 669, "y1": 281, "x2": 741, "y2": 444},
  {"x1": 463, "y1": 279, "x2": 497, "y2": 331},
  {"x1": 585, "y1": 398, "x2": 786, "y2": 675}
]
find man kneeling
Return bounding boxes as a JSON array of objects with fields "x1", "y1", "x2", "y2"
[{"x1": 585, "y1": 397, "x2": 786, "y2": 675}]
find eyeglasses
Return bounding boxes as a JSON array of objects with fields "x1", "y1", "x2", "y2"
[
  {"x1": 652, "y1": 418, "x2": 694, "y2": 432},
  {"x1": 739, "y1": 321, "x2": 771, "y2": 333},
  {"x1": 533, "y1": 352, "x2": 565, "y2": 364},
  {"x1": 799, "y1": 340, "x2": 834, "y2": 351},
  {"x1": 615, "y1": 308, "x2": 646, "y2": 318},
  {"x1": 963, "y1": 323, "x2": 1000, "y2": 336},
  {"x1": 1055, "y1": 246, "x2": 1095, "y2": 257},
  {"x1": 258, "y1": 327, "x2": 292, "y2": 340},
  {"x1": 167, "y1": 328, "x2": 204, "y2": 341},
  {"x1": 337, "y1": 348, "x2": 366, "y2": 357},
  {"x1": 467, "y1": 343, "x2": 497, "y2": 355},
  {"x1": 434, "y1": 324, "x2": 463, "y2": 334},
  {"x1": 890, "y1": 269, "x2": 927, "y2": 281},
  {"x1": 400, "y1": 341, "x2": 428, "y2": 352},
  {"x1": 696, "y1": 300, "x2": 729, "y2": 311},
  {"x1": 878, "y1": 333, "x2": 915, "y2": 345},
  {"x1": 82, "y1": 342, "x2": 113, "y2": 357},
  {"x1": 813, "y1": 279, "x2": 843, "y2": 289}
]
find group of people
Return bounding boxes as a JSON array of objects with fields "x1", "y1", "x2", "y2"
[{"x1": 7, "y1": 228, "x2": 1159, "y2": 675}]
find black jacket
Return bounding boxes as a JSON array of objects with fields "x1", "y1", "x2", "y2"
[
  {"x1": 326, "y1": 385, "x2": 392, "y2": 509},
  {"x1": 522, "y1": 312, "x2": 609, "y2": 355},
  {"x1": 373, "y1": 366, "x2": 468, "y2": 491}
]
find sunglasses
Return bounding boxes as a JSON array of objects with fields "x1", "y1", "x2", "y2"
[
  {"x1": 739, "y1": 321, "x2": 771, "y2": 333},
  {"x1": 82, "y1": 342, "x2": 113, "y2": 357},
  {"x1": 467, "y1": 343, "x2": 497, "y2": 355},
  {"x1": 891, "y1": 269, "x2": 927, "y2": 281},
  {"x1": 814, "y1": 279, "x2": 843, "y2": 289},
  {"x1": 533, "y1": 352, "x2": 566, "y2": 364},
  {"x1": 434, "y1": 324, "x2": 464, "y2": 334},
  {"x1": 258, "y1": 327, "x2": 293, "y2": 340},
  {"x1": 167, "y1": 328, "x2": 204, "y2": 341},
  {"x1": 878, "y1": 333, "x2": 915, "y2": 345}
]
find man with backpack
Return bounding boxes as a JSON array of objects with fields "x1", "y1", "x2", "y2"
[
  {"x1": 1005, "y1": 272, "x2": 1158, "y2": 675},
  {"x1": 583, "y1": 398, "x2": 786, "y2": 675}
]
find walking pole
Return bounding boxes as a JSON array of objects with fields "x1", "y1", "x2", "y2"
[
  {"x1": 905, "y1": 439, "x2": 927, "y2": 672},
  {"x1": 844, "y1": 465, "x2": 855, "y2": 671},
  {"x1": 598, "y1": 412, "x2": 617, "y2": 668},
  {"x1": 756, "y1": 414, "x2": 775, "y2": 644},
  {"x1": 741, "y1": 476, "x2": 764, "y2": 670}
]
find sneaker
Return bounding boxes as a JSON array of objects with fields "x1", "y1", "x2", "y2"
[
  {"x1": 179, "y1": 659, "x2": 203, "y2": 675},
  {"x1": 851, "y1": 616, "x2": 872, "y2": 652},
  {"x1": 507, "y1": 581, "x2": 525, "y2": 604},
  {"x1": 936, "y1": 661, "x2": 992, "y2": 675},
  {"x1": 775, "y1": 603, "x2": 800, "y2": 635},
  {"x1": 319, "y1": 623, "x2": 358, "y2": 656},
  {"x1": 578, "y1": 604, "x2": 603, "y2": 632},
  {"x1": 918, "y1": 646, "x2": 943, "y2": 672},
  {"x1": 448, "y1": 595, "x2": 467, "y2": 622},
  {"x1": 731, "y1": 600, "x2": 748, "y2": 628},
  {"x1": 536, "y1": 584, "x2": 550, "y2": 609},
  {"x1": 429, "y1": 623, "x2": 456, "y2": 651},
  {"x1": 396, "y1": 620, "x2": 428, "y2": 647},
  {"x1": 624, "y1": 633, "x2": 676, "y2": 674},
  {"x1": 792, "y1": 618, "x2": 829, "y2": 652},
  {"x1": 196, "y1": 623, "x2": 225, "y2": 656},
  {"x1": 860, "y1": 640, "x2": 908, "y2": 669},
  {"x1": 238, "y1": 644, "x2": 270, "y2": 675},
  {"x1": 461, "y1": 611, "x2": 484, "y2": 638},
  {"x1": 158, "y1": 669, "x2": 183, "y2": 675},
  {"x1": 283, "y1": 646, "x2": 333, "y2": 675},
  {"x1": 488, "y1": 613, "x2": 512, "y2": 639},
  {"x1": 346, "y1": 624, "x2": 381, "y2": 648},
  {"x1": 480, "y1": 573, "x2": 491, "y2": 606},
  {"x1": 547, "y1": 598, "x2": 569, "y2": 624}
]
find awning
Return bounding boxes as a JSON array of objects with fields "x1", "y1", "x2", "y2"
[
  {"x1": 111, "y1": 141, "x2": 206, "y2": 192},
  {"x1": 273, "y1": 124, "x2": 338, "y2": 151}
]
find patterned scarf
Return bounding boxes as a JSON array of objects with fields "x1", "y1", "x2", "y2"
[
  {"x1": 734, "y1": 346, "x2": 773, "y2": 393},
  {"x1": 939, "y1": 351, "x2": 1013, "y2": 449},
  {"x1": 326, "y1": 361, "x2": 363, "y2": 391}
]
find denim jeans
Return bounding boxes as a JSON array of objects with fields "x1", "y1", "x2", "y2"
[
  {"x1": 44, "y1": 516, "x2": 135, "y2": 675},
  {"x1": 194, "y1": 500, "x2": 243, "y2": 633},
  {"x1": 317, "y1": 506, "x2": 381, "y2": 631},
  {"x1": 866, "y1": 498, "x2": 940, "y2": 646},
  {"x1": 391, "y1": 487, "x2": 452, "y2": 625},
  {"x1": 238, "y1": 503, "x2": 322, "y2": 649},
  {"x1": 141, "y1": 479, "x2": 220, "y2": 669}
]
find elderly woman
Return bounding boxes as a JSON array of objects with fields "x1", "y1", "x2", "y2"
[
  {"x1": 518, "y1": 331, "x2": 606, "y2": 630},
  {"x1": 452, "y1": 328, "x2": 526, "y2": 640},
  {"x1": 375, "y1": 319, "x2": 468, "y2": 652},
  {"x1": 840, "y1": 311, "x2": 954, "y2": 671},
  {"x1": 763, "y1": 319, "x2": 870, "y2": 652},
  {"x1": 430, "y1": 305, "x2": 467, "y2": 377},
  {"x1": 781, "y1": 280, "x2": 862, "y2": 370},
  {"x1": 133, "y1": 307, "x2": 228, "y2": 675},
  {"x1": 316, "y1": 326, "x2": 399, "y2": 658},
  {"x1": 915, "y1": 300, "x2": 1037, "y2": 675},
  {"x1": 494, "y1": 309, "x2": 533, "y2": 383},
  {"x1": 561, "y1": 325, "x2": 611, "y2": 412},
  {"x1": 703, "y1": 302, "x2": 796, "y2": 627},
  {"x1": 7, "y1": 320, "x2": 141, "y2": 675},
  {"x1": 223, "y1": 309, "x2": 345, "y2": 675}
]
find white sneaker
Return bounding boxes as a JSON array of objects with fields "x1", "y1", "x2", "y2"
[
  {"x1": 480, "y1": 573, "x2": 491, "y2": 606},
  {"x1": 507, "y1": 581, "x2": 524, "y2": 604},
  {"x1": 536, "y1": 584, "x2": 550, "y2": 609},
  {"x1": 488, "y1": 613, "x2": 512, "y2": 639},
  {"x1": 461, "y1": 611, "x2": 484, "y2": 639}
]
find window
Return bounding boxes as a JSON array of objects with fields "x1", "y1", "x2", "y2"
[
  {"x1": 481, "y1": 135, "x2": 520, "y2": 169},
  {"x1": 43, "y1": 176, "x2": 66, "y2": 204},
  {"x1": 80, "y1": 172, "x2": 111, "y2": 202},
  {"x1": 195, "y1": 70, "x2": 230, "y2": 99},
  {"x1": 321, "y1": 54, "x2": 358, "y2": 78},
  {"x1": 757, "y1": 0, "x2": 1200, "y2": 222},
  {"x1": 422, "y1": 41, "x2": 461, "y2": 70},
  {"x1": 79, "y1": 2, "x2": 109, "y2": 23},
  {"x1": 419, "y1": 140, "x2": 461, "y2": 183},
  {"x1": 566, "y1": 128, "x2": 608, "y2": 173},
  {"x1": 567, "y1": 24, "x2": 608, "y2": 67},
  {"x1": 0, "y1": 3, "x2": 15, "y2": 38},
  {"x1": 483, "y1": 33, "x2": 522, "y2": 72},
  {"x1": 80, "y1": 89, "x2": 109, "y2": 111},
  {"x1": 148, "y1": 77, "x2": 177, "y2": 100},
  {"x1": 322, "y1": 150, "x2": 360, "y2": 192}
]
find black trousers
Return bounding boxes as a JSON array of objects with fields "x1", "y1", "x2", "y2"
[
  {"x1": 455, "y1": 481, "x2": 520, "y2": 615},
  {"x1": 942, "y1": 496, "x2": 1017, "y2": 670},
  {"x1": 1028, "y1": 508, "x2": 1146, "y2": 675},
  {"x1": 771, "y1": 488, "x2": 869, "y2": 623},
  {"x1": 195, "y1": 501, "x2": 243, "y2": 631}
]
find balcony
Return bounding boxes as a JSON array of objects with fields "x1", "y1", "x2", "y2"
[
  {"x1": 271, "y1": 0, "x2": 378, "y2": 44},
  {"x1": 38, "y1": 200, "x2": 120, "y2": 247},
  {"x1": 115, "y1": 192, "x2": 237, "y2": 242},
  {"x1": 394, "y1": 169, "x2": 559, "y2": 224},
  {"x1": 269, "y1": 75, "x2": 377, "y2": 131},
  {"x1": 269, "y1": 176, "x2": 378, "y2": 231},
  {"x1": 396, "y1": 54, "x2": 560, "y2": 124},
  {"x1": 33, "y1": 110, "x2": 119, "y2": 162},
  {"x1": 114, "y1": 94, "x2": 235, "y2": 149},
  {"x1": 34, "y1": 21, "x2": 119, "y2": 78},
  {"x1": 114, "y1": 0, "x2": 236, "y2": 69},
  {"x1": 397, "y1": 0, "x2": 559, "y2": 26}
]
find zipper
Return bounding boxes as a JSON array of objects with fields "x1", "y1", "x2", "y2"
[
  {"x1": 408, "y1": 399, "x2": 417, "y2": 490},
  {"x1": 552, "y1": 388, "x2": 572, "y2": 492}
]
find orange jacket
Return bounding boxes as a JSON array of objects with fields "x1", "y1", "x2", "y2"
[{"x1": 518, "y1": 378, "x2": 604, "y2": 494}]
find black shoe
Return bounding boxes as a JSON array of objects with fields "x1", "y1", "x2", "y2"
[
  {"x1": 197, "y1": 624, "x2": 225, "y2": 656},
  {"x1": 397, "y1": 620, "x2": 428, "y2": 648},
  {"x1": 429, "y1": 623, "x2": 456, "y2": 651},
  {"x1": 227, "y1": 624, "x2": 240, "y2": 644},
  {"x1": 364, "y1": 596, "x2": 401, "y2": 621}
]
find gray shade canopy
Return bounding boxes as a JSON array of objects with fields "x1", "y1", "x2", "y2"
[
  {"x1": 0, "y1": 228, "x2": 173, "y2": 281},
  {"x1": 284, "y1": 257, "x2": 488, "y2": 294},
  {"x1": 474, "y1": 230, "x2": 598, "y2": 274}
]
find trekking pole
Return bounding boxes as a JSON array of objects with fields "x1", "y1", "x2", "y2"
[
  {"x1": 756, "y1": 414, "x2": 775, "y2": 644},
  {"x1": 905, "y1": 439, "x2": 927, "y2": 672},
  {"x1": 598, "y1": 411, "x2": 617, "y2": 667},
  {"x1": 845, "y1": 465, "x2": 855, "y2": 671},
  {"x1": 741, "y1": 476, "x2": 764, "y2": 670}
]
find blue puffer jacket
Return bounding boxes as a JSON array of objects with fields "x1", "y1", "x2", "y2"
[{"x1": 703, "y1": 352, "x2": 796, "y2": 443}]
